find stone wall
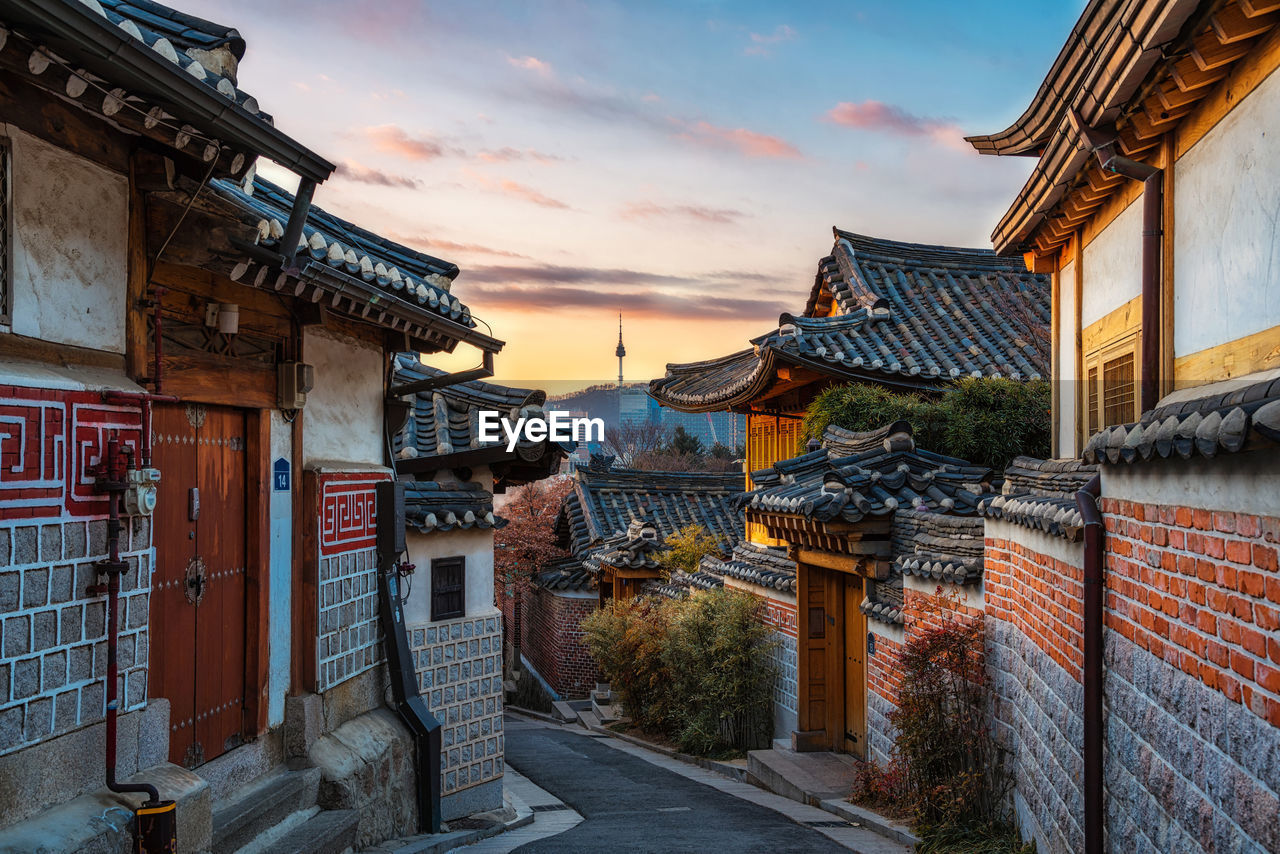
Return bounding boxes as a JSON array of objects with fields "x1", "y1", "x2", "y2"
[
  {"x1": 407, "y1": 610, "x2": 504, "y2": 818},
  {"x1": 524, "y1": 586, "x2": 601, "y2": 699},
  {"x1": 985, "y1": 522, "x2": 1086, "y2": 854},
  {"x1": 866, "y1": 622, "x2": 903, "y2": 766}
]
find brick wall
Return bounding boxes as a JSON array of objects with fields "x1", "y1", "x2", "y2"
[
  {"x1": 984, "y1": 521, "x2": 1085, "y2": 854},
  {"x1": 0, "y1": 386, "x2": 150, "y2": 757},
  {"x1": 315, "y1": 471, "x2": 389, "y2": 692},
  {"x1": 524, "y1": 587, "x2": 601, "y2": 699},
  {"x1": 866, "y1": 624, "x2": 903, "y2": 765},
  {"x1": 407, "y1": 612, "x2": 504, "y2": 799}
]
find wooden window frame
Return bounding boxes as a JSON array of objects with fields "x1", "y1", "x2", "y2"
[
  {"x1": 1082, "y1": 329, "x2": 1141, "y2": 441},
  {"x1": 430, "y1": 556, "x2": 466, "y2": 622}
]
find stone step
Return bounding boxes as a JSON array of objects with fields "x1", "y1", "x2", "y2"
[
  {"x1": 211, "y1": 765, "x2": 322, "y2": 854},
  {"x1": 551, "y1": 700, "x2": 578, "y2": 722},
  {"x1": 746, "y1": 749, "x2": 855, "y2": 806},
  {"x1": 576, "y1": 709, "x2": 601, "y2": 730},
  {"x1": 260, "y1": 808, "x2": 359, "y2": 854}
]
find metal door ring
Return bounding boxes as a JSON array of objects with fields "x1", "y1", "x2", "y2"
[{"x1": 184, "y1": 556, "x2": 207, "y2": 606}]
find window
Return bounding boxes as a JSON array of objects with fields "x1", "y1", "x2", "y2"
[
  {"x1": 1083, "y1": 335, "x2": 1139, "y2": 441},
  {"x1": 430, "y1": 557, "x2": 465, "y2": 621},
  {"x1": 0, "y1": 137, "x2": 10, "y2": 326},
  {"x1": 1102, "y1": 353, "x2": 1136, "y2": 426}
]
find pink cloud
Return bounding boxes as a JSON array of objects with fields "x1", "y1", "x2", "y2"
[
  {"x1": 745, "y1": 24, "x2": 795, "y2": 55},
  {"x1": 474, "y1": 147, "x2": 562, "y2": 164},
  {"x1": 334, "y1": 160, "x2": 420, "y2": 189},
  {"x1": 621, "y1": 202, "x2": 745, "y2": 225},
  {"x1": 824, "y1": 100, "x2": 968, "y2": 151},
  {"x1": 672, "y1": 119, "x2": 802, "y2": 159},
  {"x1": 391, "y1": 234, "x2": 531, "y2": 260},
  {"x1": 641, "y1": 93, "x2": 662, "y2": 103},
  {"x1": 507, "y1": 55, "x2": 553, "y2": 76},
  {"x1": 365, "y1": 124, "x2": 456, "y2": 160},
  {"x1": 463, "y1": 168, "x2": 570, "y2": 209}
]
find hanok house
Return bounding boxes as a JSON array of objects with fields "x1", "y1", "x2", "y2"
[
  {"x1": 0, "y1": 0, "x2": 534, "y2": 850},
  {"x1": 516, "y1": 461, "x2": 743, "y2": 699},
  {"x1": 650, "y1": 229, "x2": 1050, "y2": 743},
  {"x1": 735, "y1": 421, "x2": 992, "y2": 757},
  {"x1": 389, "y1": 354, "x2": 567, "y2": 820},
  {"x1": 964, "y1": 0, "x2": 1280, "y2": 851}
]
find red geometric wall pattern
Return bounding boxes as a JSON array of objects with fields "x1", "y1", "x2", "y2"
[
  {"x1": 319, "y1": 471, "x2": 389, "y2": 556},
  {"x1": 0, "y1": 385, "x2": 142, "y2": 521}
]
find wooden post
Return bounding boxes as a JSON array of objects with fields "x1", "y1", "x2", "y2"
[
  {"x1": 126, "y1": 155, "x2": 148, "y2": 383},
  {"x1": 243, "y1": 409, "x2": 272, "y2": 735}
]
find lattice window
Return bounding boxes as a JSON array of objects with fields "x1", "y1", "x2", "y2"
[
  {"x1": 1087, "y1": 366, "x2": 1100, "y2": 437},
  {"x1": 0, "y1": 138, "x2": 10, "y2": 326},
  {"x1": 1083, "y1": 337, "x2": 1139, "y2": 439},
  {"x1": 430, "y1": 556, "x2": 465, "y2": 621},
  {"x1": 1102, "y1": 353, "x2": 1136, "y2": 426}
]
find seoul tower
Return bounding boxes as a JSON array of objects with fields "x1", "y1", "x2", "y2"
[{"x1": 615, "y1": 313, "x2": 626, "y2": 387}]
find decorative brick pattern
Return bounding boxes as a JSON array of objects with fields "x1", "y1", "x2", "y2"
[
  {"x1": 0, "y1": 516, "x2": 150, "y2": 756},
  {"x1": 407, "y1": 613, "x2": 504, "y2": 796},
  {"x1": 314, "y1": 471, "x2": 389, "y2": 692},
  {"x1": 522, "y1": 587, "x2": 602, "y2": 699}
]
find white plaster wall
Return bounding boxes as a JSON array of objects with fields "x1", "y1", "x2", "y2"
[
  {"x1": 1102, "y1": 449, "x2": 1280, "y2": 518},
  {"x1": 904, "y1": 572, "x2": 985, "y2": 610},
  {"x1": 985, "y1": 519, "x2": 1085, "y2": 569},
  {"x1": 6, "y1": 127, "x2": 127, "y2": 352},
  {"x1": 303, "y1": 327, "x2": 384, "y2": 467},
  {"x1": 402, "y1": 526, "x2": 497, "y2": 626},
  {"x1": 1174, "y1": 65, "x2": 1280, "y2": 359},
  {"x1": 867, "y1": 619, "x2": 906, "y2": 644},
  {"x1": 267, "y1": 411, "x2": 293, "y2": 727},
  {"x1": 1081, "y1": 197, "x2": 1142, "y2": 328},
  {"x1": 1057, "y1": 260, "x2": 1080, "y2": 456}
]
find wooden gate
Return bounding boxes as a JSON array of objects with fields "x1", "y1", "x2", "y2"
[
  {"x1": 842, "y1": 575, "x2": 867, "y2": 757},
  {"x1": 151, "y1": 403, "x2": 248, "y2": 767},
  {"x1": 797, "y1": 563, "x2": 867, "y2": 754}
]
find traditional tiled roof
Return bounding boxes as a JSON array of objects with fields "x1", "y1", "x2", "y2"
[
  {"x1": 555, "y1": 466, "x2": 744, "y2": 558},
  {"x1": 404, "y1": 481, "x2": 505, "y2": 534},
  {"x1": 861, "y1": 595, "x2": 905, "y2": 626},
  {"x1": 891, "y1": 509, "x2": 984, "y2": 585},
  {"x1": 701, "y1": 542, "x2": 796, "y2": 594},
  {"x1": 583, "y1": 518, "x2": 664, "y2": 573},
  {"x1": 391, "y1": 355, "x2": 569, "y2": 485},
  {"x1": 649, "y1": 230, "x2": 1049, "y2": 412},
  {"x1": 206, "y1": 179, "x2": 492, "y2": 348},
  {"x1": 1083, "y1": 371, "x2": 1280, "y2": 467},
  {"x1": 536, "y1": 557, "x2": 594, "y2": 593},
  {"x1": 979, "y1": 456, "x2": 1097, "y2": 541},
  {"x1": 739, "y1": 424, "x2": 990, "y2": 524}
]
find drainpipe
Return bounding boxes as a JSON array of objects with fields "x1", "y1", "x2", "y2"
[
  {"x1": 1071, "y1": 112, "x2": 1163, "y2": 412},
  {"x1": 88, "y1": 435, "x2": 177, "y2": 851},
  {"x1": 1075, "y1": 473, "x2": 1104, "y2": 854}
]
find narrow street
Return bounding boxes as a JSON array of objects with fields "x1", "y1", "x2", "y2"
[{"x1": 489, "y1": 715, "x2": 908, "y2": 854}]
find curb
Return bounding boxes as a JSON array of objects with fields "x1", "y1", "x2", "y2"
[
  {"x1": 505, "y1": 705, "x2": 563, "y2": 726},
  {"x1": 818, "y1": 798, "x2": 920, "y2": 847},
  {"x1": 582, "y1": 722, "x2": 752, "y2": 784}
]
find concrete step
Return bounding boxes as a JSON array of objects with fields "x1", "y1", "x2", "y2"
[
  {"x1": 746, "y1": 748, "x2": 855, "y2": 806},
  {"x1": 576, "y1": 709, "x2": 601, "y2": 730},
  {"x1": 260, "y1": 808, "x2": 359, "y2": 854},
  {"x1": 551, "y1": 700, "x2": 578, "y2": 722},
  {"x1": 211, "y1": 765, "x2": 322, "y2": 854}
]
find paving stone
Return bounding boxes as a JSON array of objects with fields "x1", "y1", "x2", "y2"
[{"x1": 22, "y1": 568, "x2": 48, "y2": 609}]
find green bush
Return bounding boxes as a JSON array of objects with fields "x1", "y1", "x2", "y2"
[
  {"x1": 583, "y1": 587, "x2": 777, "y2": 754},
  {"x1": 801, "y1": 377, "x2": 1050, "y2": 472}
]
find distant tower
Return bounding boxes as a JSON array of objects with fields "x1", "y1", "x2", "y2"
[{"x1": 615, "y1": 312, "x2": 626, "y2": 387}]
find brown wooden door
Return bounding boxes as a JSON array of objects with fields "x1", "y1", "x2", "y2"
[
  {"x1": 842, "y1": 575, "x2": 867, "y2": 757},
  {"x1": 799, "y1": 564, "x2": 843, "y2": 746},
  {"x1": 151, "y1": 403, "x2": 248, "y2": 767}
]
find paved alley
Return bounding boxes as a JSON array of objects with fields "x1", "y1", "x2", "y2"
[{"x1": 483, "y1": 715, "x2": 909, "y2": 854}]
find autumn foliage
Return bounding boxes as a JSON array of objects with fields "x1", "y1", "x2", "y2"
[{"x1": 495, "y1": 478, "x2": 572, "y2": 670}]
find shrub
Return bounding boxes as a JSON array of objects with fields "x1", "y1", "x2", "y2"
[
  {"x1": 658, "y1": 524, "x2": 724, "y2": 578},
  {"x1": 801, "y1": 377, "x2": 1050, "y2": 472},
  {"x1": 583, "y1": 587, "x2": 776, "y2": 754}
]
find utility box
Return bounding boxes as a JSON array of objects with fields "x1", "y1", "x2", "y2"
[
  {"x1": 376, "y1": 480, "x2": 406, "y2": 557},
  {"x1": 277, "y1": 362, "x2": 315, "y2": 410}
]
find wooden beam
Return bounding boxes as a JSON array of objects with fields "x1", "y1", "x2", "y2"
[
  {"x1": 1213, "y1": 3, "x2": 1280, "y2": 42},
  {"x1": 158, "y1": 353, "x2": 277, "y2": 409},
  {"x1": 1170, "y1": 53, "x2": 1232, "y2": 91},
  {"x1": 127, "y1": 156, "x2": 150, "y2": 383},
  {"x1": 1174, "y1": 322, "x2": 1280, "y2": 383},
  {"x1": 1025, "y1": 250, "x2": 1058, "y2": 274},
  {"x1": 1160, "y1": 135, "x2": 1176, "y2": 399},
  {"x1": 242, "y1": 408, "x2": 271, "y2": 737},
  {"x1": 1176, "y1": 21, "x2": 1280, "y2": 159},
  {"x1": 1191, "y1": 31, "x2": 1254, "y2": 71},
  {"x1": 293, "y1": 465, "x2": 318, "y2": 695},
  {"x1": 1242, "y1": 0, "x2": 1280, "y2": 16}
]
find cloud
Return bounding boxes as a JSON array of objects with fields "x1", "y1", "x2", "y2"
[
  {"x1": 391, "y1": 235, "x2": 531, "y2": 260},
  {"x1": 745, "y1": 24, "x2": 795, "y2": 55},
  {"x1": 671, "y1": 119, "x2": 802, "y2": 159},
  {"x1": 334, "y1": 160, "x2": 421, "y2": 189},
  {"x1": 823, "y1": 100, "x2": 968, "y2": 150},
  {"x1": 474, "y1": 147, "x2": 563, "y2": 163},
  {"x1": 463, "y1": 169, "x2": 570, "y2": 209},
  {"x1": 507, "y1": 55, "x2": 553, "y2": 76},
  {"x1": 461, "y1": 278, "x2": 787, "y2": 320},
  {"x1": 641, "y1": 93, "x2": 661, "y2": 103},
  {"x1": 365, "y1": 124, "x2": 458, "y2": 160},
  {"x1": 621, "y1": 202, "x2": 746, "y2": 225}
]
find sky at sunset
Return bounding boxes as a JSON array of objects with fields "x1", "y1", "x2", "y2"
[{"x1": 222, "y1": 0, "x2": 1084, "y2": 390}]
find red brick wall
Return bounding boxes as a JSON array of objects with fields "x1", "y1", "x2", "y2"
[
  {"x1": 867, "y1": 630, "x2": 903, "y2": 706},
  {"x1": 523, "y1": 587, "x2": 602, "y2": 699},
  {"x1": 1101, "y1": 500, "x2": 1280, "y2": 727},
  {"x1": 986, "y1": 537, "x2": 1084, "y2": 681}
]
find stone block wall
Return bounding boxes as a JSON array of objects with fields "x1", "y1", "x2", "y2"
[
  {"x1": 866, "y1": 623, "x2": 903, "y2": 766},
  {"x1": 314, "y1": 471, "x2": 389, "y2": 692},
  {"x1": 0, "y1": 386, "x2": 150, "y2": 758},
  {"x1": 524, "y1": 586, "x2": 601, "y2": 698},
  {"x1": 407, "y1": 611, "x2": 504, "y2": 809},
  {"x1": 984, "y1": 522, "x2": 1085, "y2": 854}
]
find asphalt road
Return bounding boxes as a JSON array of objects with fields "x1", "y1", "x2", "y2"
[{"x1": 503, "y1": 719, "x2": 852, "y2": 853}]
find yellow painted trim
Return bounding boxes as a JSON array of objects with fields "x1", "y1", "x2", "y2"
[
  {"x1": 1082, "y1": 295, "x2": 1144, "y2": 354},
  {"x1": 1174, "y1": 323, "x2": 1280, "y2": 385},
  {"x1": 1176, "y1": 23, "x2": 1280, "y2": 160}
]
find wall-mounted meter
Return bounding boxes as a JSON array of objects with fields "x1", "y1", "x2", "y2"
[{"x1": 124, "y1": 467, "x2": 161, "y2": 516}]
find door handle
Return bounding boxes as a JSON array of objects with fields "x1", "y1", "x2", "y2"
[{"x1": 189, "y1": 487, "x2": 200, "y2": 521}]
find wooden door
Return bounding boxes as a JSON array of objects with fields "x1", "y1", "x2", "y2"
[
  {"x1": 151, "y1": 403, "x2": 248, "y2": 767},
  {"x1": 799, "y1": 564, "x2": 843, "y2": 747},
  {"x1": 842, "y1": 575, "x2": 867, "y2": 757}
]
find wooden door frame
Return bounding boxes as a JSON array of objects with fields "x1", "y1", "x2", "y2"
[
  {"x1": 795, "y1": 559, "x2": 869, "y2": 754},
  {"x1": 242, "y1": 408, "x2": 271, "y2": 737}
]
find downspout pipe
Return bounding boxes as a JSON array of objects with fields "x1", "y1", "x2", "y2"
[
  {"x1": 1076, "y1": 473, "x2": 1105, "y2": 854},
  {"x1": 1071, "y1": 112, "x2": 1163, "y2": 412}
]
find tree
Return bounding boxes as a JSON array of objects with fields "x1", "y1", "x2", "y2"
[
  {"x1": 708, "y1": 442, "x2": 735, "y2": 461},
  {"x1": 670, "y1": 425, "x2": 703, "y2": 456},
  {"x1": 605, "y1": 420, "x2": 671, "y2": 466},
  {"x1": 658, "y1": 524, "x2": 724, "y2": 578},
  {"x1": 494, "y1": 478, "x2": 572, "y2": 675}
]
